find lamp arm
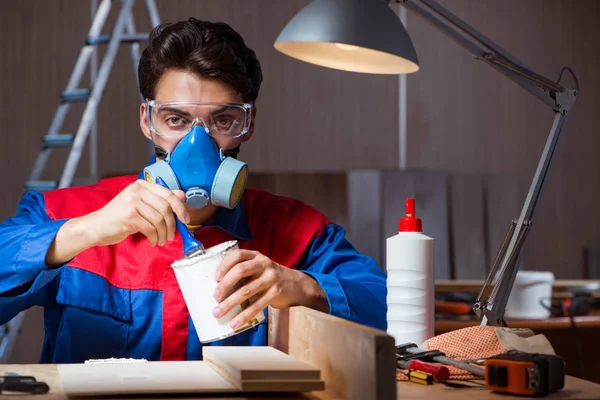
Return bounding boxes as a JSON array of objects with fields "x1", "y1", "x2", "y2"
[
  {"x1": 396, "y1": 0, "x2": 572, "y2": 109},
  {"x1": 393, "y1": 0, "x2": 579, "y2": 325}
]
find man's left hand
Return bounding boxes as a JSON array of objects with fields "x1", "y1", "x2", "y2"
[{"x1": 211, "y1": 249, "x2": 329, "y2": 330}]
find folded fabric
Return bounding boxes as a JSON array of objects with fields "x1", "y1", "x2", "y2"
[{"x1": 397, "y1": 325, "x2": 556, "y2": 381}]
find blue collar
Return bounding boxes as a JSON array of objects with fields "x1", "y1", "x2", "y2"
[{"x1": 136, "y1": 169, "x2": 253, "y2": 242}]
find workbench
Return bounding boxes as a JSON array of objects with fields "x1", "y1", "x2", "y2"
[
  {"x1": 3, "y1": 307, "x2": 598, "y2": 399},
  {"x1": 1, "y1": 364, "x2": 599, "y2": 399},
  {"x1": 435, "y1": 279, "x2": 600, "y2": 383}
]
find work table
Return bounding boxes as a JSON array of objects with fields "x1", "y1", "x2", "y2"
[
  {"x1": 3, "y1": 307, "x2": 599, "y2": 400},
  {"x1": 1, "y1": 364, "x2": 599, "y2": 400}
]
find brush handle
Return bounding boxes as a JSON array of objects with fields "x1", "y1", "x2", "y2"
[{"x1": 154, "y1": 177, "x2": 203, "y2": 254}]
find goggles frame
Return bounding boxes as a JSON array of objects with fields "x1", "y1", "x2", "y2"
[{"x1": 145, "y1": 99, "x2": 253, "y2": 138}]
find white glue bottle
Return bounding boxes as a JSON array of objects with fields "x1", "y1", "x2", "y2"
[{"x1": 386, "y1": 198, "x2": 435, "y2": 347}]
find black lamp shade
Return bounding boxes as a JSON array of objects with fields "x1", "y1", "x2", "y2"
[{"x1": 274, "y1": 0, "x2": 419, "y2": 74}]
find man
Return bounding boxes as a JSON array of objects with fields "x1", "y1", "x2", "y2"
[{"x1": 0, "y1": 18, "x2": 386, "y2": 363}]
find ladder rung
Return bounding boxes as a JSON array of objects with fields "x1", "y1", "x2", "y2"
[
  {"x1": 24, "y1": 181, "x2": 58, "y2": 193},
  {"x1": 86, "y1": 34, "x2": 111, "y2": 45},
  {"x1": 121, "y1": 33, "x2": 149, "y2": 43},
  {"x1": 61, "y1": 89, "x2": 90, "y2": 103},
  {"x1": 86, "y1": 33, "x2": 148, "y2": 45},
  {"x1": 43, "y1": 134, "x2": 74, "y2": 148}
]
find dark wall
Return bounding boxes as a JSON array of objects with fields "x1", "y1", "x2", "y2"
[{"x1": 1, "y1": 0, "x2": 598, "y2": 281}]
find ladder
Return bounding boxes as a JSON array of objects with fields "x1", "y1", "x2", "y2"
[
  {"x1": 0, "y1": 0, "x2": 161, "y2": 363},
  {"x1": 24, "y1": 0, "x2": 161, "y2": 193}
]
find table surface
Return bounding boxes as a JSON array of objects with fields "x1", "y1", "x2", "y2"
[
  {"x1": 2, "y1": 364, "x2": 600, "y2": 400},
  {"x1": 435, "y1": 315, "x2": 600, "y2": 333},
  {"x1": 435, "y1": 279, "x2": 600, "y2": 293}
]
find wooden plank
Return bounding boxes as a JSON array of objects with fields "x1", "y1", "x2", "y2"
[
  {"x1": 584, "y1": 246, "x2": 600, "y2": 279},
  {"x1": 59, "y1": 350, "x2": 324, "y2": 396},
  {"x1": 382, "y1": 171, "x2": 451, "y2": 279},
  {"x1": 268, "y1": 306, "x2": 290, "y2": 354},
  {"x1": 449, "y1": 174, "x2": 487, "y2": 279},
  {"x1": 274, "y1": 306, "x2": 396, "y2": 400},
  {"x1": 203, "y1": 346, "x2": 321, "y2": 382},
  {"x1": 347, "y1": 170, "x2": 383, "y2": 266},
  {"x1": 247, "y1": 172, "x2": 348, "y2": 230},
  {"x1": 57, "y1": 361, "x2": 237, "y2": 396}
]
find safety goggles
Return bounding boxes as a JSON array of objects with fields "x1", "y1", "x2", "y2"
[{"x1": 145, "y1": 100, "x2": 253, "y2": 138}]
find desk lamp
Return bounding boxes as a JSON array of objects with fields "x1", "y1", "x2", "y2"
[{"x1": 274, "y1": 0, "x2": 579, "y2": 326}]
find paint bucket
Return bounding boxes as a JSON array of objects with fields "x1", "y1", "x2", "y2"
[
  {"x1": 505, "y1": 270, "x2": 555, "y2": 319},
  {"x1": 171, "y1": 240, "x2": 265, "y2": 343}
]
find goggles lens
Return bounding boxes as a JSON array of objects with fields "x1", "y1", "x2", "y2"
[{"x1": 147, "y1": 101, "x2": 252, "y2": 138}]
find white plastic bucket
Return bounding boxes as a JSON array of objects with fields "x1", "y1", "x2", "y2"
[
  {"x1": 505, "y1": 270, "x2": 555, "y2": 319},
  {"x1": 171, "y1": 240, "x2": 265, "y2": 343}
]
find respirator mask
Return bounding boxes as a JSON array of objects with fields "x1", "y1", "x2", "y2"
[{"x1": 142, "y1": 100, "x2": 252, "y2": 209}]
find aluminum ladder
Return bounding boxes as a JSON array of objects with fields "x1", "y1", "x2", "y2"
[
  {"x1": 0, "y1": 0, "x2": 161, "y2": 363},
  {"x1": 24, "y1": 0, "x2": 160, "y2": 193}
]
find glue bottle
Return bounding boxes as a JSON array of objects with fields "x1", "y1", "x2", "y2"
[{"x1": 386, "y1": 198, "x2": 435, "y2": 347}]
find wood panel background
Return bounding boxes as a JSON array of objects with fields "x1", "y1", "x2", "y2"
[
  {"x1": 0, "y1": 1, "x2": 599, "y2": 279},
  {"x1": 0, "y1": 0, "x2": 400, "y2": 221},
  {"x1": 405, "y1": 0, "x2": 600, "y2": 279}
]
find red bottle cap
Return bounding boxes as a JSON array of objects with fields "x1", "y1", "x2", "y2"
[{"x1": 399, "y1": 198, "x2": 422, "y2": 232}]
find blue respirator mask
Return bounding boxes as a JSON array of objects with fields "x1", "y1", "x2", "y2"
[{"x1": 143, "y1": 125, "x2": 248, "y2": 209}]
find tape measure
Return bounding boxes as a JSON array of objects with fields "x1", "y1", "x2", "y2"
[{"x1": 485, "y1": 352, "x2": 565, "y2": 396}]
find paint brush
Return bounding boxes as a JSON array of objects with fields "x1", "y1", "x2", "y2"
[{"x1": 155, "y1": 177, "x2": 206, "y2": 258}]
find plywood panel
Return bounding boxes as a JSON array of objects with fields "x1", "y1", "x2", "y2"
[
  {"x1": 449, "y1": 174, "x2": 487, "y2": 279},
  {"x1": 204, "y1": 346, "x2": 321, "y2": 381},
  {"x1": 247, "y1": 172, "x2": 348, "y2": 230},
  {"x1": 406, "y1": 0, "x2": 600, "y2": 278},
  {"x1": 347, "y1": 170, "x2": 382, "y2": 265},
  {"x1": 58, "y1": 361, "x2": 237, "y2": 395}
]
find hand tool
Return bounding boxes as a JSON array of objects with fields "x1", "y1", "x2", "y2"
[
  {"x1": 485, "y1": 351, "x2": 565, "y2": 396},
  {"x1": 396, "y1": 343, "x2": 486, "y2": 377},
  {"x1": 405, "y1": 369, "x2": 434, "y2": 385},
  {"x1": 396, "y1": 356, "x2": 450, "y2": 382},
  {"x1": 155, "y1": 177, "x2": 206, "y2": 257}
]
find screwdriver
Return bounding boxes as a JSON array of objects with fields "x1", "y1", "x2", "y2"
[
  {"x1": 406, "y1": 369, "x2": 434, "y2": 385},
  {"x1": 397, "y1": 342, "x2": 486, "y2": 377},
  {"x1": 396, "y1": 358, "x2": 450, "y2": 382}
]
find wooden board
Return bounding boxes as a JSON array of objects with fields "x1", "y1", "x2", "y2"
[
  {"x1": 57, "y1": 361, "x2": 236, "y2": 396},
  {"x1": 247, "y1": 173, "x2": 348, "y2": 230},
  {"x1": 347, "y1": 170, "x2": 383, "y2": 265},
  {"x1": 270, "y1": 306, "x2": 396, "y2": 400},
  {"x1": 449, "y1": 174, "x2": 488, "y2": 279},
  {"x1": 203, "y1": 346, "x2": 324, "y2": 392},
  {"x1": 58, "y1": 347, "x2": 324, "y2": 396}
]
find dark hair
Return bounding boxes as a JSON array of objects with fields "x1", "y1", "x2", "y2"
[{"x1": 138, "y1": 18, "x2": 263, "y2": 103}]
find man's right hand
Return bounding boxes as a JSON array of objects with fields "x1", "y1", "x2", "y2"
[{"x1": 45, "y1": 180, "x2": 190, "y2": 266}]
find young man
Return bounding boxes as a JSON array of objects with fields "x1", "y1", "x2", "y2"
[{"x1": 0, "y1": 18, "x2": 386, "y2": 363}]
